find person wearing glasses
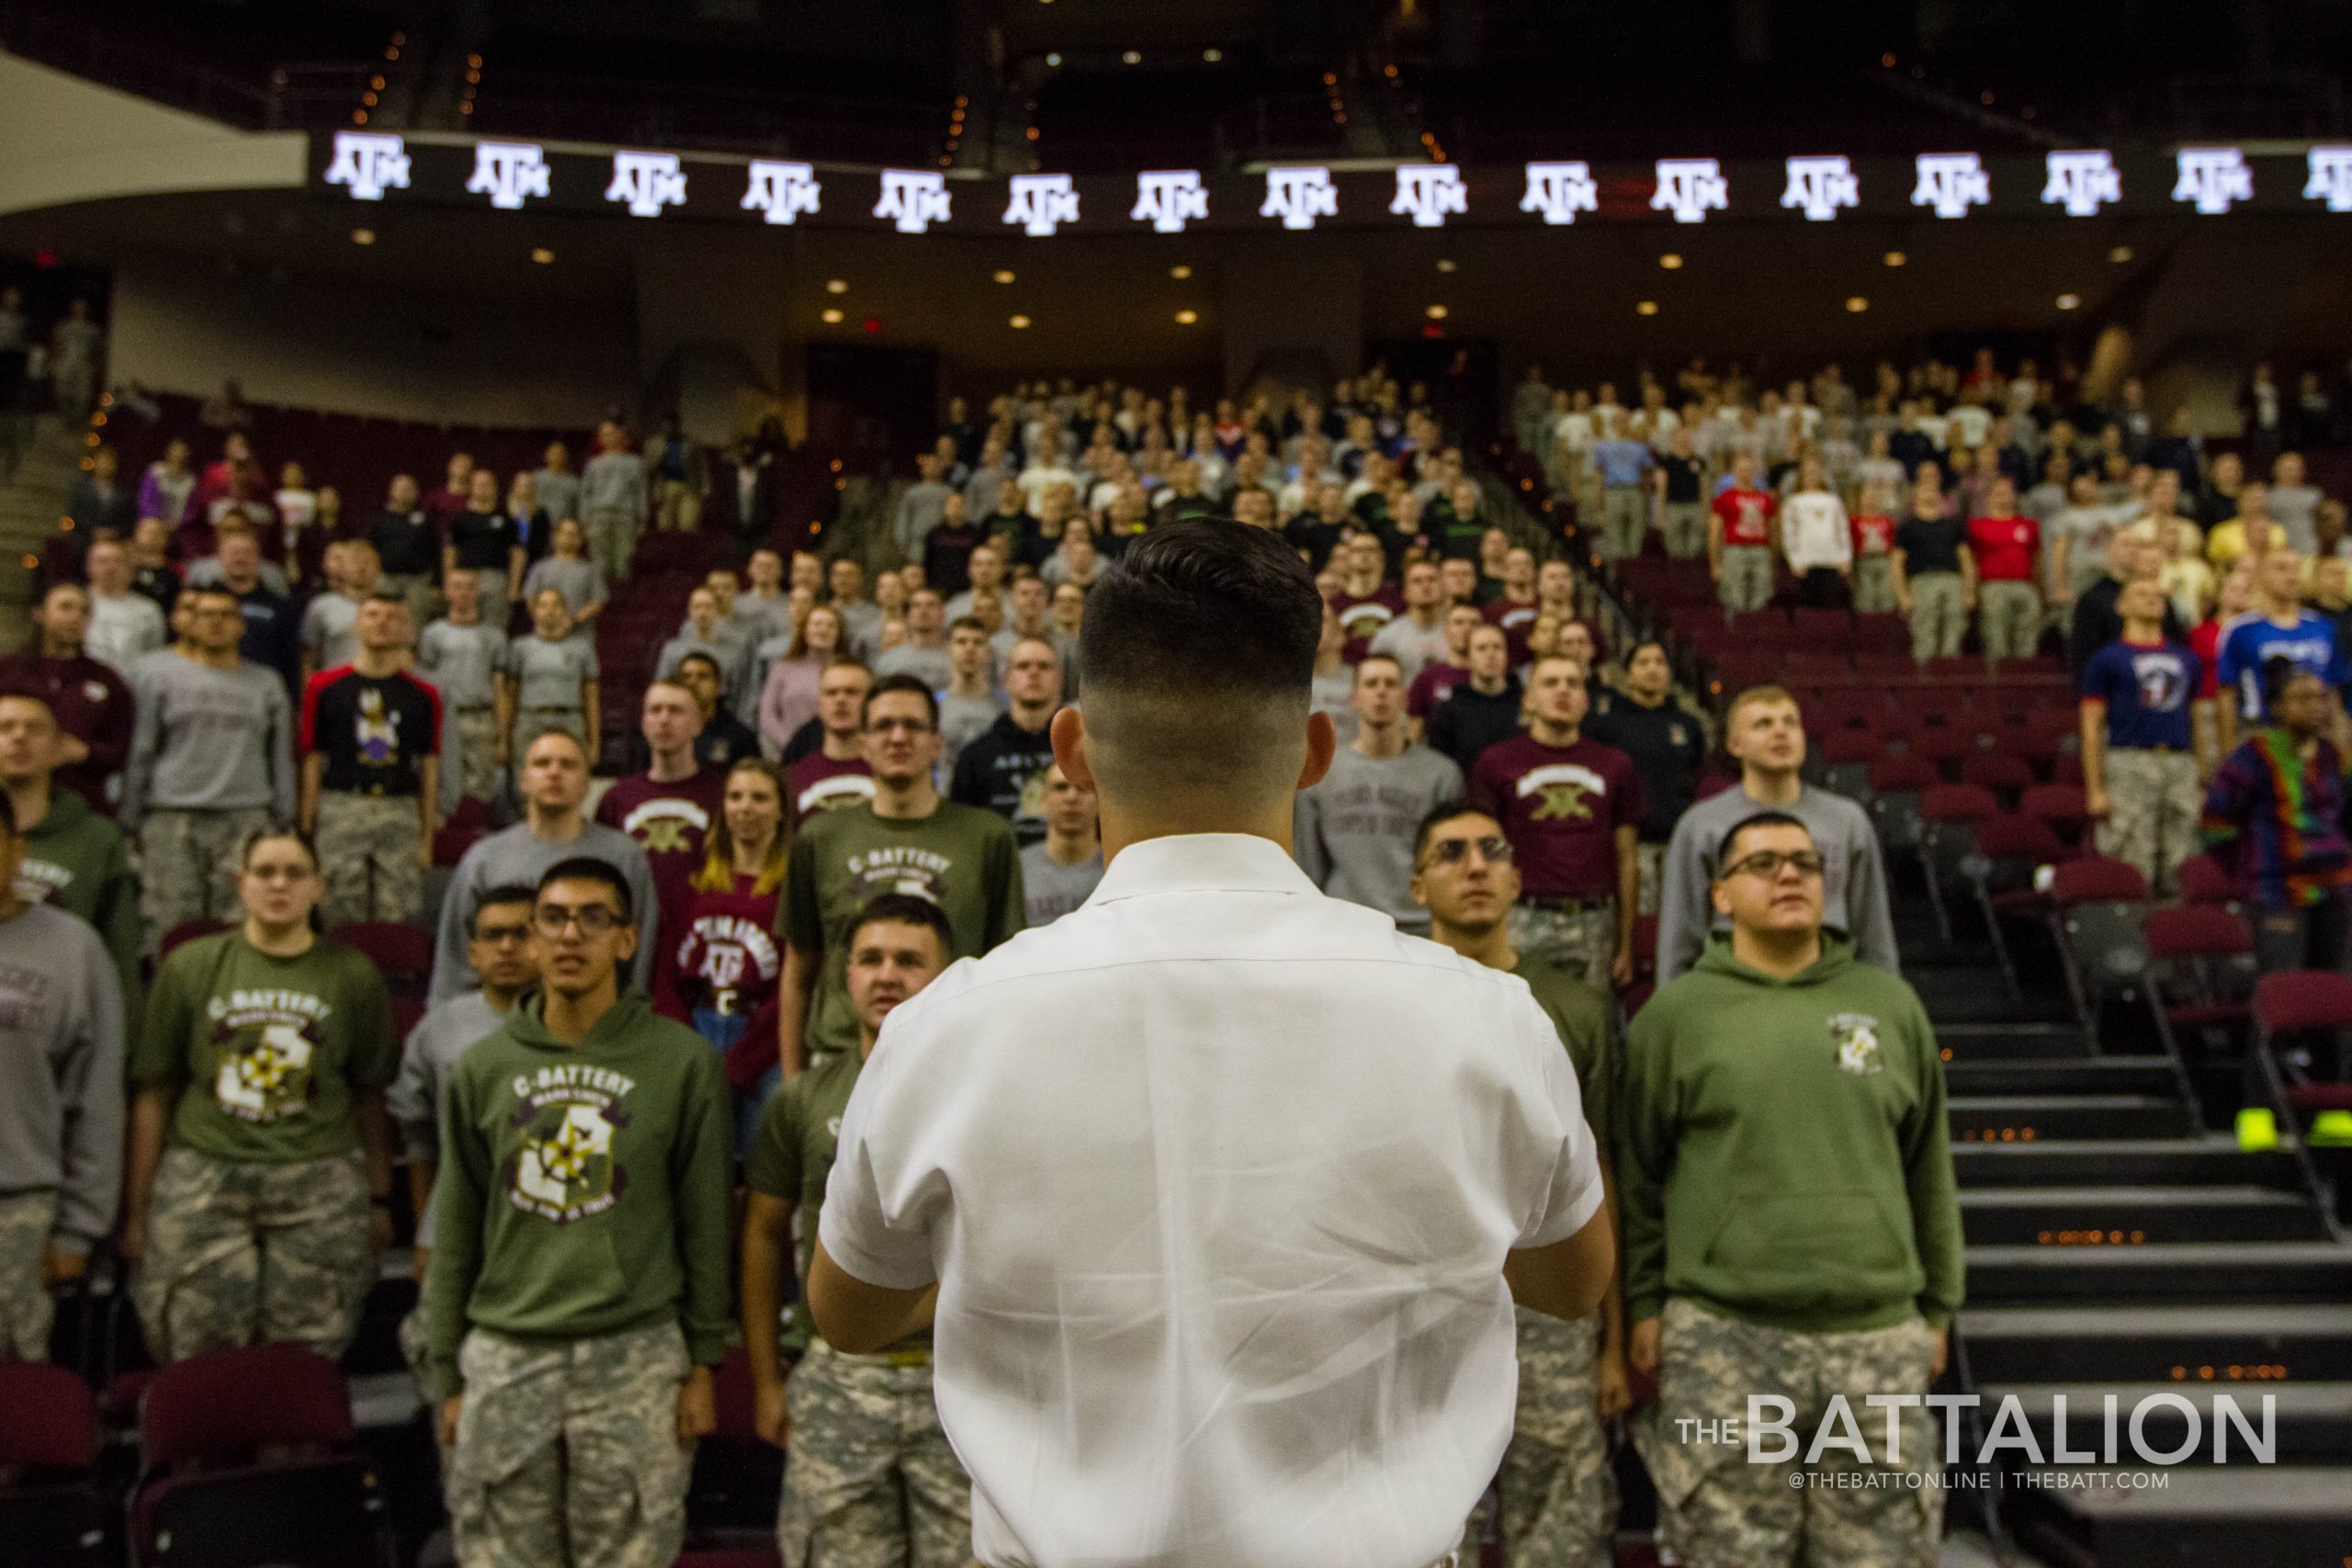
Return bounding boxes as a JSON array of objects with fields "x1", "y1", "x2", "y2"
[
  {"x1": 123, "y1": 828, "x2": 399, "y2": 1363},
  {"x1": 1412, "y1": 801, "x2": 1624, "y2": 1566},
  {"x1": 430, "y1": 731, "x2": 659, "y2": 1004},
  {"x1": 777, "y1": 674, "x2": 1023, "y2": 1077},
  {"x1": 426, "y1": 858, "x2": 731, "y2": 1568},
  {"x1": 1620, "y1": 810, "x2": 1961, "y2": 1565}
]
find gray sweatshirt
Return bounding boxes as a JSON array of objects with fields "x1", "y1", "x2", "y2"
[
  {"x1": 386, "y1": 988, "x2": 505, "y2": 1247},
  {"x1": 122, "y1": 653, "x2": 295, "y2": 828},
  {"x1": 1656, "y1": 781, "x2": 1900, "y2": 983},
  {"x1": 0, "y1": 905, "x2": 126, "y2": 1250},
  {"x1": 1293, "y1": 743, "x2": 1464, "y2": 933},
  {"x1": 431, "y1": 821, "x2": 660, "y2": 1003},
  {"x1": 580, "y1": 451, "x2": 649, "y2": 523},
  {"x1": 531, "y1": 467, "x2": 583, "y2": 528}
]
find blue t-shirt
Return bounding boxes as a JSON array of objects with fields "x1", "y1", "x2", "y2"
[
  {"x1": 1589, "y1": 439, "x2": 1655, "y2": 489},
  {"x1": 2215, "y1": 612, "x2": 2347, "y2": 720},
  {"x1": 2081, "y1": 638, "x2": 2200, "y2": 751}
]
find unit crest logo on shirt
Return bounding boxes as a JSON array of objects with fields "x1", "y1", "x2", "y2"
[
  {"x1": 504, "y1": 1062, "x2": 638, "y2": 1223},
  {"x1": 207, "y1": 989, "x2": 334, "y2": 1122},
  {"x1": 1830, "y1": 1013, "x2": 1884, "y2": 1077},
  {"x1": 1516, "y1": 761, "x2": 1605, "y2": 821}
]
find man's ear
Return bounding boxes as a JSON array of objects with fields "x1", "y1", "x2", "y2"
[
  {"x1": 1050, "y1": 706, "x2": 1094, "y2": 792},
  {"x1": 1299, "y1": 708, "x2": 1337, "y2": 791}
]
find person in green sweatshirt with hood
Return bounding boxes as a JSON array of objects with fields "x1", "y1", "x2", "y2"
[
  {"x1": 0, "y1": 691, "x2": 139, "y2": 1022},
  {"x1": 1619, "y1": 809, "x2": 1962, "y2": 1567},
  {"x1": 426, "y1": 854, "x2": 732, "y2": 1568}
]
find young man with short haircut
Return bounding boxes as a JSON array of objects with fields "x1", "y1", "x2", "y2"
[
  {"x1": 937, "y1": 616, "x2": 1006, "y2": 782},
  {"x1": 1588, "y1": 639, "x2": 1708, "y2": 915},
  {"x1": 2081, "y1": 578, "x2": 2211, "y2": 896},
  {"x1": 0, "y1": 581, "x2": 135, "y2": 814},
  {"x1": 1622, "y1": 812, "x2": 1960, "y2": 1562},
  {"x1": 742, "y1": 895, "x2": 972, "y2": 1568},
  {"x1": 950, "y1": 637, "x2": 1062, "y2": 846},
  {"x1": 786, "y1": 660, "x2": 878, "y2": 825},
  {"x1": 673, "y1": 651, "x2": 762, "y2": 770},
  {"x1": 1468, "y1": 654, "x2": 1642, "y2": 992},
  {"x1": 0, "y1": 691, "x2": 139, "y2": 1017},
  {"x1": 1295, "y1": 649, "x2": 1465, "y2": 930},
  {"x1": 1656, "y1": 685, "x2": 1898, "y2": 983},
  {"x1": 83, "y1": 536, "x2": 168, "y2": 676},
  {"x1": 428, "y1": 860, "x2": 731, "y2": 1568},
  {"x1": 1366, "y1": 558, "x2": 1451, "y2": 681},
  {"x1": 1706, "y1": 451, "x2": 1778, "y2": 612},
  {"x1": 1020, "y1": 761, "x2": 1102, "y2": 926},
  {"x1": 777, "y1": 675, "x2": 1023, "y2": 1074},
  {"x1": 300, "y1": 592, "x2": 441, "y2": 926},
  {"x1": 417, "y1": 569, "x2": 510, "y2": 807},
  {"x1": 1413, "y1": 802, "x2": 1623, "y2": 1565},
  {"x1": 1404, "y1": 602, "x2": 1487, "y2": 732},
  {"x1": 1425, "y1": 624, "x2": 1523, "y2": 776},
  {"x1": 2215, "y1": 547, "x2": 2347, "y2": 753}
]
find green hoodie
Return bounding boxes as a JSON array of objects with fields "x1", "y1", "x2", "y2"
[
  {"x1": 1617, "y1": 933, "x2": 1963, "y2": 1335},
  {"x1": 17, "y1": 787, "x2": 140, "y2": 1025},
  {"x1": 424, "y1": 988, "x2": 732, "y2": 1398}
]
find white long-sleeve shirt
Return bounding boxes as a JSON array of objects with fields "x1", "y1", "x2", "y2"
[{"x1": 1781, "y1": 489, "x2": 1854, "y2": 573}]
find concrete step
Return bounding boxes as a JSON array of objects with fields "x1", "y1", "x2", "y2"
[
  {"x1": 1966, "y1": 1241, "x2": 2352, "y2": 1307},
  {"x1": 1951, "y1": 1135, "x2": 2302, "y2": 1189},
  {"x1": 1961, "y1": 1185, "x2": 2333, "y2": 1247},
  {"x1": 1951, "y1": 1094, "x2": 2198, "y2": 1143},
  {"x1": 1947, "y1": 1057, "x2": 2179, "y2": 1097},
  {"x1": 1961, "y1": 1303, "x2": 2352, "y2": 1384},
  {"x1": 2010, "y1": 1464, "x2": 2352, "y2": 1567},
  {"x1": 1938, "y1": 1021, "x2": 2097, "y2": 1060},
  {"x1": 1981, "y1": 1381, "x2": 2352, "y2": 1466}
]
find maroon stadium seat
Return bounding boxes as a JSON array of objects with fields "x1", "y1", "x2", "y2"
[
  {"x1": 2176, "y1": 853, "x2": 2238, "y2": 907},
  {"x1": 328, "y1": 921, "x2": 434, "y2": 995},
  {"x1": 0, "y1": 1362, "x2": 105, "y2": 1566}
]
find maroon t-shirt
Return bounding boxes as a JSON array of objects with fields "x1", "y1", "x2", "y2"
[
  {"x1": 1407, "y1": 660, "x2": 1469, "y2": 720},
  {"x1": 665, "y1": 873, "x2": 785, "y2": 1020},
  {"x1": 0, "y1": 654, "x2": 133, "y2": 815},
  {"x1": 786, "y1": 750, "x2": 876, "y2": 825},
  {"x1": 1329, "y1": 586, "x2": 1407, "y2": 664},
  {"x1": 1482, "y1": 593, "x2": 1543, "y2": 666},
  {"x1": 1467, "y1": 735, "x2": 1644, "y2": 900},
  {"x1": 594, "y1": 768, "x2": 726, "y2": 912}
]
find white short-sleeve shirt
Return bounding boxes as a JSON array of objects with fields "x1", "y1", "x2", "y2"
[{"x1": 820, "y1": 832, "x2": 1604, "y2": 1568}]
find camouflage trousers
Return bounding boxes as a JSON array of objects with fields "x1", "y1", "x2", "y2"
[
  {"x1": 1645, "y1": 1298, "x2": 1943, "y2": 1568},
  {"x1": 133, "y1": 1145, "x2": 375, "y2": 1364},
  {"x1": 2097, "y1": 749, "x2": 2202, "y2": 898},
  {"x1": 452, "y1": 707, "x2": 502, "y2": 803},
  {"x1": 1977, "y1": 580, "x2": 2042, "y2": 661},
  {"x1": 1718, "y1": 547, "x2": 1775, "y2": 613},
  {"x1": 778, "y1": 1340, "x2": 972, "y2": 1568},
  {"x1": 1905, "y1": 574, "x2": 1965, "y2": 662},
  {"x1": 0, "y1": 1190, "x2": 56, "y2": 1360},
  {"x1": 317, "y1": 792, "x2": 424, "y2": 927},
  {"x1": 1598, "y1": 487, "x2": 1650, "y2": 561},
  {"x1": 586, "y1": 505, "x2": 640, "y2": 584},
  {"x1": 1852, "y1": 557, "x2": 1897, "y2": 615},
  {"x1": 1463, "y1": 1308, "x2": 1616, "y2": 1568},
  {"x1": 1661, "y1": 502, "x2": 1708, "y2": 560},
  {"x1": 1636, "y1": 843, "x2": 1665, "y2": 918},
  {"x1": 514, "y1": 707, "x2": 587, "y2": 764},
  {"x1": 137, "y1": 805, "x2": 272, "y2": 956},
  {"x1": 447, "y1": 1321, "x2": 694, "y2": 1568},
  {"x1": 1510, "y1": 901, "x2": 1617, "y2": 994}
]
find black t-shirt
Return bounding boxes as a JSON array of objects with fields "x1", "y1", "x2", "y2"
[
  {"x1": 448, "y1": 508, "x2": 521, "y2": 571},
  {"x1": 301, "y1": 668, "x2": 442, "y2": 795},
  {"x1": 950, "y1": 711, "x2": 1057, "y2": 845},
  {"x1": 923, "y1": 522, "x2": 988, "y2": 596},
  {"x1": 695, "y1": 709, "x2": 762, "y2": 771},
  {"x1": 1894, "y1": 513, "x2": 1967, "y2": 575},
  {"x1": 236, "y1": 584, "x2": 300, "y2": 691},
  {"x1": 1587, "y1": 693, "x2": 1706, "y2": 840},
  {"x1": 1658, "y1": 455, "x2": 1704, "y2": 504},
  {"x1": 782, "y1": 716, "x2": 825, "y2": 766},
  {"x1": 1425, "y1": 680, "x2": 1524, "y2": 774},
  {"x1": 370, "y1": 507, "x2": 439, "y2": 576},
  {"x1": 1284, "y1": 516, "x2": 1345, "y2": 575}
]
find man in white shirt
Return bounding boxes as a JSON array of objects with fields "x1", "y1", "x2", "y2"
[
  {"x1": 82, "y1": 537, "x2": 166, "y2": 675},
  {"x1": 810, "y1": 520, "x2": 1612, "y2": 1568}
]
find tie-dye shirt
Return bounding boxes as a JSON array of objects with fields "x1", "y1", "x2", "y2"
[{"x1": 2200, "y1": 730, "x2": 2352, "y2": 908}]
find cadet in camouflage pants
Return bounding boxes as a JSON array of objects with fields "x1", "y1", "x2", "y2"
[
  {"x1": 451, "y1": 707, "x2": 502, "y2": 803},
  {"x1": 317, "y1": 793, "x2": 424, "y2": 926},
  {"x1": 447, "y1": 1322, "x2": 694, "y2": 1568},
  {"x1": 133, "y1": 1146, "x2": 375, "y2": 1362},
  {"x1": 137, "y1": 806, "x2": 272, "y2": 953},
  {"x1": 778, "y1": 1341, "x2": 973, "y2": 1568},
  {"x1": 1509, "y1": 902, "x2": 1618, "y2": 995},
  {"x1": 1464, "y1": 1309, "x2": 1615, "y2": 1568},
  {"x1": 0, "y1": 1190, "x2": 56, "y2": 1360},
  {"x1": 1645, "y1": 1297, "x2": 1943, "y2": 1568},
  {"x1": 2097, "y1": 748, "x2": 2202, "y2": 897}
]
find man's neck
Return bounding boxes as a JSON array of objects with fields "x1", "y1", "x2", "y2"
[
  {"x1": 947, "y1": 670, "x2": 992, "y2": 699},
  {"x1": 2267, "y1": 599, "x2": 2305, "y2": 626},
  {"x1": 481, "y1": 983, "x2": 523, "y2": 1012},
  {"x1": 184, "y1": 643, "x2": 240, "y2": 671},
  {"x1": 2, "y1": 774, "x2": 51, "y2": 833},
  {"x1": 1732, "y1": 925, "x2": 1823, "y2": 979},
  {"x1": 38, "y1": 637, "x2": 76, "y2": 661},
  {"x1": 1008, "y1": 701, "x2": 1054, "y2": 734},
  {"x1": 446, "y1": 605, "x2": 481, "y2": 626},
  {"x1": 1470, "y1": 671, "x2": 1510, "y2": 695},
  {"x1": 1405, "y1": 604, "x2": 1442, "y2": 629},
  {"x1": 352, "y1": 649, "x2": 401, "y2": 679},
  {"x1": 1044, "y1": 826, "x2": 1100, "y2": 866},
  {"x1": 872, "y1": 776, "x2": 940, "y2": 820},
  {"x1": 1626, "y1": 687, "x2": 1668, "y2": 709},
  {"x1": 820, "y1": 729, "x2": 862, "y2": 761},
  {"x1": 1353, "y1": 718, "x2": 1408, "y2": 760},
  {"x1": 1742, "y1": 767, "x2": 1804, "y2": 807},
  {"x1": 2121, "y1": 619, "x2": 2166, "y2": 643},
  {"x1": 646, "y1": 747, "x2": 697, "y2": 784},
  {"x1": 1529, "y1": 717, "x2": 1578, "y2": 747},
  {"x1": 1342, "y1": 574, "x2": 1381, "y2": 598},
  {"x1": 542, "y1": 980, "x2": 617, "y2": 1044},
  {"x1": 1430, "y1": 918, "x2": 1514, "y2": 972},
  {"x1": 525, "y1": 803, "x2": 585, "y2": 841}
]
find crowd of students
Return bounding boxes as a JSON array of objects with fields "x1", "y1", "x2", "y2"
[{"x1": 0, "y1": 348, "x2": 2345, "y2": 1567}]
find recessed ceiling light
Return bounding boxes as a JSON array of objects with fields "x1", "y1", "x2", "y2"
[
  {"x1": 1635, "y1": 299, "x2": 1658, "y2": 316},
  {"x1": 2109, "y1": 244, "x2": 2134, "y2": 264},
  {"x1": 1122, "y1": 50, "x2": 1142, "y2": 65},
  {"x1": 825, "y1": 279, "x2": 848, "y2": 294},
  {"x1": 1045, "y1": 51, "x2": 1061, "y2": 66},
  {"x1": 820, "y1": 308, "x2": 844, "y2": 323},
  {"x1": 1203, "y1": 48, "x2": 1223, "y2": 62},
  {"x1": 1175, "y1": 310, "x2": 1199, "y2": 324},
  {"x1": 1883, "y1": 250, "x2": 1906, "y2": 266},
  {"x1": 530, "y1": 247, "x2": 553, "y2": 265},
  {"x1": 1170, "y1": 264, "x2": 1193, "y2": 279},
  {"x1": 1846, "y1": 296, "x2": 1870, "y2": 312},
  {"x1": 2057, "y1": 293, "x2": 2081, "y2": 310},
  {"x1": 1436, "y1": 257, "x2": 1458, "y2": 273},
  {"x1": 992, "y1": 269, "x2": 1016, "y2": 285},
  {"x1": 1425, "y1": 303, "x2": 1449, "y2": 320},
  {"x1": 1010, "y1": 314, "x2": 1032, "y2": 329},
  {"x1": 1659, "y1": 254, "x2": 1683, "y2": 270},
  {"x1": 351, "y1": 228, "x2": 376, "y2": 245}
]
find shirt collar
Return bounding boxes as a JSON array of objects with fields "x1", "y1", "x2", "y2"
[{"x1": 1091, "y1": 832, "x2": 1321, "y2": 906}]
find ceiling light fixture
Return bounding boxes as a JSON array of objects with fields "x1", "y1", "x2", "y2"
[
  {"x1": 825, "y1": 279, "x2": 848, "y2": 294},
  {"x1": 1425, "y1": 304, "x2": 1449, "y2": 320},
  {"x1": 1122, "y1": 50, "x2": 1142, "y2": 65},
  {"x1": 1203, "y1": 48, "x2": 1223, "y2": 63},
  {"x1": 2057, "y1": 293, "x2": 2081, "y2": 310},
  {"x1": 1883, "y1": 250, "x2": 1907, "y2": 266},
  {"x1": 1010, "y1": 314, "x2": 1032, "y2": 329},
  {"x1": 351, "y1": 228, "x2": 376, "y2": 245},
  {"x1": 1846, "y1": 296, "x2": 1870, "y2": 312},
  {"x1": 1175, "y1": 310, "x2": 1199, "y2": 324},
  {"x1": 2109, "y1": 245, "x2": 2134, "y2": 264},
  {"x1": 1170, "y1": 264, "x2": 1193, "y2": 279},
  {"x1": 1436, "y1": 258, "x2": 1458, "y2": 273},
  {"x1": 1659, "y1": 254, "x2": 1683, "y2": 269},
  {"x1": 530, "y1": 247, "x2": 553, "y2": 265},
  {"x1": 993, "y1": 269, "x2": 1016, "y2": 284},
  {"x1": 820, "y1": 308, "x2": 843, "y2": 323},
  {"x1": 1635, "y1": 300, "x2": 1658, "y2": 316}
]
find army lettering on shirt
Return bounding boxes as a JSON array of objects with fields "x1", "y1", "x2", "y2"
[{"x1": 504, "y1": 1060, "x2": 639, "y2": 1224}]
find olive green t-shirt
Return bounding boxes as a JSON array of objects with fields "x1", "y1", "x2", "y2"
[
  {"x1": 780, "y1": 801, "x2": 1024, "y2": 1059},
  {"x1": 1513, "y1": 950, "x2": 1613, "y2": 1148},
  {"x1": 745, "y1": 1049, "x2": 928, "y2": 1355},
  {"x1": 130, "y1": 931, "x2": 397, "y2": 1163}
]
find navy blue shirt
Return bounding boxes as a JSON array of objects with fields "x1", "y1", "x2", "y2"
[{"x1": 2081, "y1": 637, "x2": 2200, "y2": 750}]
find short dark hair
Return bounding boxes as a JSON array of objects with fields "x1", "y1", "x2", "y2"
[
  {"x1": 2262, "y1": 654, "x2": 2315, "y2": 710},
  {"x1": 1077, "y1": 519, "x2": 1323, "y2": 803},
  {"x1": 0, "y1": 787, "x2": 14, "y2": 837},
  {"x1": 863, "y1": 672, "x2": 939, "y2": 728},
  {"x1": 846, "y1": 892, "x2": 954, "y2": 958},
  {"x1": 472, "y1": 885, "x2": 538, "y2": 931},
  {"x1": 676, "y1": 650, "x2": 723, "y2": 680},
  {"x1": 1410, "y1": 799, "x2": 1499, "y2": 865},
  {"x1": 1715, "y1": 810, "x2": 1814, "y2": 874},
  {"x1": 536, "y1": 856, "x2": 633, "y2": 921},
  {"x1": 365, "y1": 589, "x2": 407, "y2": 608},
  {"x1": 1353, "y1": 651, "x2": 1404, "y2": 684}
]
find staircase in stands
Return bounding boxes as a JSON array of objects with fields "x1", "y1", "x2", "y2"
[
  {"x1": 0, "y1": 412, "x2": 79, "y2": 640},
  {"x1": 1902, "y1": 901, "x2": 2352, "y2": 1567}
]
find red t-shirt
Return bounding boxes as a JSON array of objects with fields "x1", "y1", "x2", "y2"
[
  {"x1": 786, "y1": 750, "x2": 876, "y2": 824},
  {"x1": 2190, "y1": 617, "x2": 2225, "y2": 700},
  {"x1": 1712, "y1": 486, "x2": 1777, "y2": 547},
  {"x1": 1466, "y1": 735, "x2": 1645, "y2": 901},
  {"x1": 665, "y1": 873, "x2": 785, "y2": 1021},
  {"x1": 1329, "y1": 586, "x2": 1407, "y2": 664},
  {"x1": 1967, "y1": 513, "x2": 2041, "y2": 581},
  {"x1": 1851, "y1": 513, "x2": 1897, "y2": 558},
  {"x1": 1408, "y1": 660, "x2": 1469, "y2": 720}
]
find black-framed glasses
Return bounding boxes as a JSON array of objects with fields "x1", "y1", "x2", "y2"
[
  {"x1": 1722, "y1": 850, "x2": 1826, "y2": 882},
  {"x1": 534, "y1": 904, "x2": 622, "y2": 936},
  {"x1": 474, "y1": 921, "x2": 535, "y2": 946},
  {"x1": 1423, "y1": 834, "x2": 1513, "y2": 868}
]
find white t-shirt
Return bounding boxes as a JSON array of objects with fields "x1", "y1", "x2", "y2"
[{"x1": 820, "y1": 833, "x2": 1604, "y2": 1568}]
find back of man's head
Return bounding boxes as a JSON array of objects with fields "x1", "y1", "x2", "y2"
[{"x1": 1078, "y1": 519, "x2": 1322, "y2": 809}]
